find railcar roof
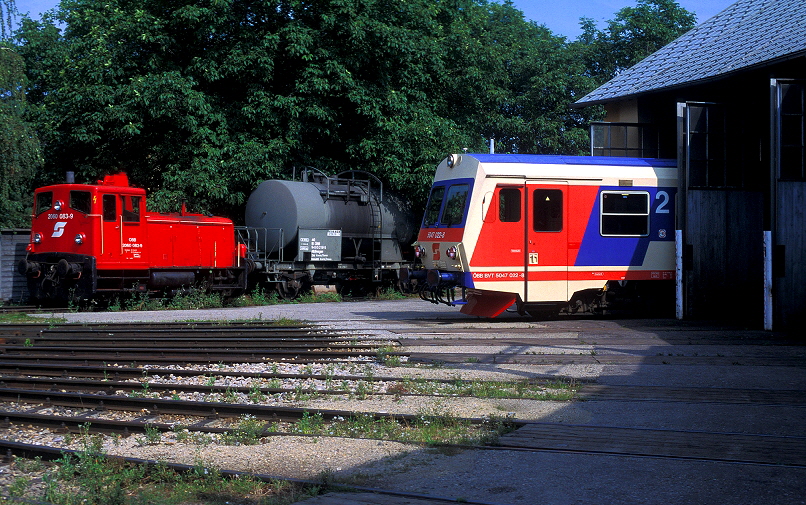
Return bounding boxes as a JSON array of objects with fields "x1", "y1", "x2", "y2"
[{"x1": 468, "y1": 154, "x2": 676, "y2": 168}]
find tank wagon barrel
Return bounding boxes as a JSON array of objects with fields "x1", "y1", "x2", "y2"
[{"x1": 240, "y1": 169, "x2": 417, "y2": 298}]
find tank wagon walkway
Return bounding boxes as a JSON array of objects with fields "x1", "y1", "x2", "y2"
[{"x1": 48, "y1": 299, "x2": 806, "y2": 505}]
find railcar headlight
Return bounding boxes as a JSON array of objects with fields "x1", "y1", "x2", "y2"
[
  {"x1": 414, "y1": 245, "x2": 425, "y2": 258},
  {"x1": 33, "y1": 233, "x2": 42, "y2": 244},
  {"x1": 446, "y1": 246, "x2": 457, "y2": 260},
  {"x1": 74, "y1": 233, "x2": 86, "y2": 244},
  {"x1": 54, "y1": 200, "x2": 63, "y2": 211}
]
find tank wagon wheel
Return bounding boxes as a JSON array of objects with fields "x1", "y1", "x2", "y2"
[{"x1": 275, "y1": 275, "x2": 313, "y2": 300}]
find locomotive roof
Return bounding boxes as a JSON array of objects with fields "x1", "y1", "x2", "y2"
[{"x1": 467, "y1": 154, "x2": 676, "y2": 168}]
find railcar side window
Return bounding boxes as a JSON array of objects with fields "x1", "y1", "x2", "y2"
[
  {"x1": 533, "y1": 189, "x2": 563, "y2": 232},
  {"x1": 600, "y1": 192, "x2": 649, "y2": 236},
  {"x1": 70, "y1": 191, "x2": 92, "y2": 214},
  {"x1": 499, "y1": 188, "x2": 521, "y2": 222},
  {"x1": 103, "y1": 195, "x2": 116, "y2": 221},
  {"x1": 121, "y1": 195, "x2": 141, "y2": 223},
  {"x1": 440, "y1": 184, "x2": 469, "y2": 226},
  {"x1": 36, "y1": 192, "x2": 52, "y2": 215},
  {"x1": 423, "y1": 186, "x2": 446, "y2": 227}
]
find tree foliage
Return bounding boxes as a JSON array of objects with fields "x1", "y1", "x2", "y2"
[
  {"x1": 1, "y1": 0, "x2": 43, "y2": 227},
  {"x1": 9, "y1": 0, "x2": 694, "y2": 223},
  {"x1": 576, "y1": 0, "x2": 697, "y2": 84}
]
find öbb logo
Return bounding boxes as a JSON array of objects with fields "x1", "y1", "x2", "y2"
[{"x1": 51, "y1": 222, "x2": 68, "y2": 238}]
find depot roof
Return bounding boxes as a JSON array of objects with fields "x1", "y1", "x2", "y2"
[{"x1": 573, "y1": 0, "x2": 806, "y2": 107}]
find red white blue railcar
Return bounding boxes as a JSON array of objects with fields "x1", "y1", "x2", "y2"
[{"x1": 408, "y1": 154, "x2": 677, "y2": 318}]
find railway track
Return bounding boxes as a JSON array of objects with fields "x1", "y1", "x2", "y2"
[
  {"x1": 2, "y1": 318, "x2": 805, "y2": 505},
  {"x1": 0, "y1": 322, "x2": 399, "y2": 365}
]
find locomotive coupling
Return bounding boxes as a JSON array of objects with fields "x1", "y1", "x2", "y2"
[
  {"x1": 56, "y1": 259, "x2": 83, "y2": 278},
  {"x1": 17, "y1": 259, "x2": 41, "y2": 277},
  {"x1": 426, "y1": 269, "x2": 461, "y2": 288}
]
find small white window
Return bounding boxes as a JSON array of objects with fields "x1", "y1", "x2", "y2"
[{"x1": 600, "y1": 191, "x2": 649, "y2": 237}]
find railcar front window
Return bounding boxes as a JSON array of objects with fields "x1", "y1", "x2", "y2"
[
  {"x1": 70, "y1": 191, "x2": 92, "y2": 214},
  {"x1": 440, "y1": 184, "x2": 469, "y2": 226},
  {"x1": 423, "y1": 186, "x2": 445, "y2": 227},
  {"x1": 499, "y1": 188, "x2": 521, "y2": 222},
  {"x1": 600, "y1": 191, "x2": 649, "y2": 236},
  {"x1": 36, "y1": 192, "x2": 52, "y2": 215}
]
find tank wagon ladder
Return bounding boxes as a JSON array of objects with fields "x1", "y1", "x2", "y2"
[{"x1": 335, "y1": 170, "x2": 384, "y2": 277}]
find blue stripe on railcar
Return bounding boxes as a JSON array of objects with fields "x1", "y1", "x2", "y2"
[
  {"x1": 469, "y1": 154, "x2": 677, "y2": 168},
  {"x1": 575, "y1": 187, "x2": 676, "y2": 267}
]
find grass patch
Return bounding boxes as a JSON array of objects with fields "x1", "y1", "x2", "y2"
[
  {"x1": 0, "y1": 312, "x2": 66, "y2": 324},
  {"x1": 296, "y1": 291, "x2": 342, "y2": 303},
  {"x1": 398, "y1": 378, "x2": 579, "y2": 401},
  {"x1": 375, "y1": 287, "x2": 407, "y2": 300},
  {"x1": 289, "y1": 408, "x2": 518, "y2": 446},
  {"x1": 9, "y1": 423, "x2": 322, "y2": 505}
]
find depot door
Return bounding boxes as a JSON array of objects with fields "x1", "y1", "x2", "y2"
[{"x1": 525, "y1": 182, "x2": 568, "y2": 303}]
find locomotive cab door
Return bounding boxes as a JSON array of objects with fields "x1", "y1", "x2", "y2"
[
  {"x1": 100, "y1": 193, "x2": 146, "y2": 266},
  {"x1": 525, "y1": 182, "x2": 568, "y2": 306},
  {"x1": 101, "y1": 194, "x2": 119, "y2": 261}
]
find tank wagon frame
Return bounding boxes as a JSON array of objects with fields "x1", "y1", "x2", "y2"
[{"x1": 239, "y1": 169, "x2": 416, "y2": 298}]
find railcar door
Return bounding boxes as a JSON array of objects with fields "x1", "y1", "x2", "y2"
[{"x1": 525, "y1": 182, "x2": 568, "y2": 304}]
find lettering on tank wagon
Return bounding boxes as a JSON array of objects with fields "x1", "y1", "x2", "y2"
[{"x1": 298, "y1": 229, "x2": 342, "y2": 261}]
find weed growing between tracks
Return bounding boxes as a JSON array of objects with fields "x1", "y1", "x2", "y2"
[
  {"x1": 6, "y1": 425, "x2": 323, "y2": 505},
  {"x1": 280, "y1": 407, "x2": 518, "y2": 446}
]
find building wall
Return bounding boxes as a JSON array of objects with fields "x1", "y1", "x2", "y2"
[
  {"x1": 775, "y1": 182, "x2": 806, "y2": 328},
  {"x1": 1, "y1": 229, "x2": 31, "y2": 303}
]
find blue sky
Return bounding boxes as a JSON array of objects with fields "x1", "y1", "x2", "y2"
[{"x1": 15, "y1": 0, "x2": 735, "y2": 39}]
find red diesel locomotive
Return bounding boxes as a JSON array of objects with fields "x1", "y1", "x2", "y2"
[{"x1": 18, "y1": 173, "x2": 249, "y2": 303}]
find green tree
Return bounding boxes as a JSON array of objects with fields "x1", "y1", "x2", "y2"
[
  {"x1": 576, "y1": 0, "x2": 697, "y2": 84},
  {"x1": 1, "y1": 0, "x2": 42, "y2": 228},
  {"x1": 1, "y1": 0, "x2": 15, "y2": 39},
  {"x1": 451, "y1": 1, "x2": 599, "y2": 154},
  {"x1": 17, "y1": 0, "x2": 485, "y2": 213}
]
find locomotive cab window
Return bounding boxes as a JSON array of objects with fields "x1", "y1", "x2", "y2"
[
  {"x1": 440, "y1": 184, "x2": 469, "y2": 226},
  {"x1": 36, "y1": 192, "x2": 52, "y2": 215},
  {"x1": 121, "y1": 195, "x2": 141, "y2": 223},
  {"x1": 600, "y1": 191, "x2": 649, "y2": 236},
  {"x1": 499, "y1": 188, "x2": 521, "y2": 222},
  {"x1": 103, "y1": 195, "x2": 116, "y2": 221},
  {"x1": 70, "y1": 191, "x2": 92, "y2": 214},
  {"x1": 423, "y1": 186, "x2": 445, "y2": 227},
  {"x1": 532, "y1": 189, "x2": 563, "y2": 232}
]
